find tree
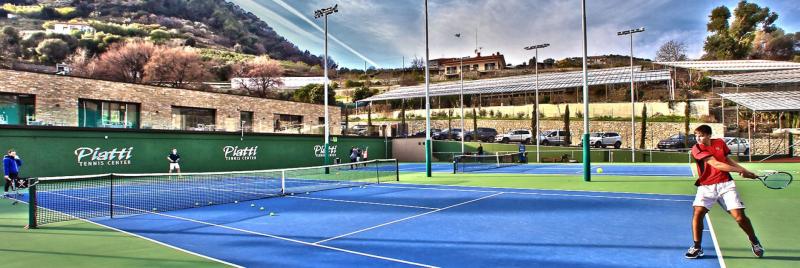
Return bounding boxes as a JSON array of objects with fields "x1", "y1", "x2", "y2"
[
  {"x1": 90, "y1": 41, "x2": 156, "y2": 83},
  {"x1": 447, "y1": 109, "x2": 453, "y2": 139},
  {"x1": 563, "y1": 105, "x2": 571, "y2": 146},
  {"x1": 144, "y1": 47, "x2": 210, "y2": 88},
  {"x1": 1, "y1": 26, "x2": 22, "y2": 60},
  {"x1": 292, "y1": 83, "x2": 336, "y2": 104},
  {"x1": 183, "y1": 37, "x2": 197, "y2": 47},
  {"x1": 410, "y1": 56, "x2": 425, "y2": 71},
  {"x1": 684, "y1": 99, "x2": 691, "y2": 141},
  {"x1": 236, "y1": 56, "x2": 285, "y2": 98},
  {"x1": 65, "y1": 48, "x2": 94, "y2": 77},
  {"x1": 640, "y1": 104, "x2": 647, "y2": 149},
  {"x1": 750, "y1": 29, "x2": 797, "y2": 60},
  {"x1": 543, "y1": 58, "x2": 555, "y2": 67},
  {"x1": 352, "y1": 86, "x2": 375, "y2": 101},
  {"x1": 655, "y1": 40, "x2": 688, "y2": 62},
  {"x1": 1, "y1": 27, "x2": 21, "y2": 46},
  {"x1": 472, "y1": 107, "x2": 478, "y2": 140},
  {"x1": 36, "y1": 38, "x2": 70, "y2": 63},
  {"x1": 703, "y1": 1, "x2": 778, "y2": 60}
]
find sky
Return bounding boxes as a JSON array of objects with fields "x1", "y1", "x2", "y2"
[{"x1": 229, "y1": 0, "x2": 800, "y2": 69}]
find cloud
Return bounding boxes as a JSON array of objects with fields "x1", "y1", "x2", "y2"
[{"x1": 237, "y1": 0, "x2": 798, "y2": 68}]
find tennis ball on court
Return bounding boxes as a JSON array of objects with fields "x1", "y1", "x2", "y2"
[
  {"x1": 260, "y1": 207, "x2": 265, "y2": 211},
  {"x1": 269, "y1": 212, "x2": 276, "y2": 216},
  {"x1": 208, "y1": 201, "x2": 213, "y2": 205},
  {"x1": 195, "y1": 202, "x2": 199, "y2": 206},
  {"x1": 152, "y1": 208, "x2": 158, "y2": 211},
  {"x1": 234, "y1": 201, "x2": 239, "y2": 204},
  {"x1": 305, "y1": 192, "x2": 310, "y2": 195},
  {"x1": 597, "y1": 168, "x2": 603, "y2": 174},
  {"x1": 251, "y1": 204, "x2": 255, "y2": 207}
]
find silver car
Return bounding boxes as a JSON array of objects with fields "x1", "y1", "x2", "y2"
[{"x1": 724, "y1": 137, "x2": 750, "y2": 155}]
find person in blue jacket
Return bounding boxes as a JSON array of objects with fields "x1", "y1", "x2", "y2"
[{"x1": 3, "y1": 149, "x2": 23, "y2": 198}]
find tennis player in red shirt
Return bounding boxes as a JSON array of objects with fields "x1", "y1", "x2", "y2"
[{"x1": 685, "y1": 125, "x2": 763, "y2": 259}]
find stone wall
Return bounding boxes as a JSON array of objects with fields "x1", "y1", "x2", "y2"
[{"x1": 0, "y1": 70, "x2": 340, "y2": 133}]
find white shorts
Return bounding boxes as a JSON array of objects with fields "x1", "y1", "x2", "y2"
[
  {"x1": 169, "y1": 163, "x2": 181, "y2": 171},
  {"x1": 693, "y1": 180, "x2": 745, "y2": 211}
]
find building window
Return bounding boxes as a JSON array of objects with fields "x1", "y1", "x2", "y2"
[
  {"x1": 318, "y1": 117, "x2": 325, "y2": 125},
  {"x1": 446, "y1": 66, "x2": 458, "y2": 74},
  {"x1": 172, "y1": 106, "x2": 216, "y2": 131},
  {"x1": 462, "y1": 65, "x2": 470, "y2": 72},
  {"x1": 485, "y1": 63, "x2": 497, "y2": 71},
  {"x1": 240, "y1": 111, "x2": 254, "y2": 132},
  {"x1": 472, "y1": 64, "x2": 479, "y2": 70},
  {"x1": 79, "y1": 99, "x2": 140, "y2": 129},
  {"x1": 274, "y1": 114, "x2": 303, "y2": 132},
  {"x1": 0, "y1": 93, "x2": 35, "y2": 126}
]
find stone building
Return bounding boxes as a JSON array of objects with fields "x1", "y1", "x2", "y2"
[{"x1": 0, "y1": 69, "x2": 340, "y2": 134}]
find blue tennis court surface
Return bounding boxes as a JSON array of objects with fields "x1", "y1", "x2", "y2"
[
  {"x1": 398, "y1": 163, "x2": 694, "y2": 176},
  {"x1": 75, "y1": 183, "x2": 720, "y2": 267}
]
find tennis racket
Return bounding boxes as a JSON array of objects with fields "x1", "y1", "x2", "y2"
[{"x1": 755, "y1": 171, "x2": 793, "y2": 190}]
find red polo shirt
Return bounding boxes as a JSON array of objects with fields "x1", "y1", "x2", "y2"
[{"x1": 691, "y1": 138, "x2": 733, "y2": 186}]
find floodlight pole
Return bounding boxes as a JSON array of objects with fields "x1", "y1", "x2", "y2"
[
  {"x1": 525, "y1": 43, "x2": 549, "y2": 163},
  {"x1": 424, "y1": 0, "x2": 432, "y2": 177},
  {"x1": 618, "y1": 27, "x2": 644, "y2": 163},
  {"x1": 315, "y1": 4, "x2": 338, "y2": 170},
  {"x1": 455, "y1": 34, "x2": 465, "y2": 154},
  {"x1": 581, "y1": 0, "x2": 591, "y2": 182}
]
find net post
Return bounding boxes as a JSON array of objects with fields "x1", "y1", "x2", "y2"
[
  {"x1": 109, "y1": 174, "x2": 114, "y2": 219},
  {"x1": 280, "y1": 170, "x2": 286, "y2": 195},
  {"x1": 376, "y1": 160, "x2": 380, "y2": 183},
  {"x1": 453, "y1": 156, "x2": 457, "y2": 174},
  {"x1": 395, "y1": 159, "x2": 400, "y2": 181},
  {"x1": 496, "y1": 152, "x2": 500, "y2": 168},
  {"x1": 27, "y1": 178, "x2": 38, "y2": 229}
]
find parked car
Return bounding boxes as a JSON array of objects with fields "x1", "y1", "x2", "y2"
[
  {"x1": 411, "y1": 128, "x2": 442, "y2": 137},
  {"x1": 495, "y1": 129, "x2": 533, "y2": 144},
  {"x1": 724, "y1": 137, "x2": 750, "y2": 155},
  {"x1": 433, "y1": 128, "x2": 462, "y2": 140},
  {"x1": 580, "y1": 132, "x2": 623, "y2": 148},
  {"x1": 350, "y1": 125, "x2": 368, "y2": 136},
  {"x1": 657, "y1": 133, "x2": 697, "y2": 150},
  {"x1": 539, "y1": 130, "x2": 571, "y2": 146},
  {"x1": 463, "y1": 127, "x2": 498, "y2": 142}
]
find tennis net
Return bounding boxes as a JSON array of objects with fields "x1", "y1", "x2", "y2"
[
  {"x1": 453, "y1": 152, "x2": 525, "y2": 173},
  {"x1": 27, "y1": 159, "x2": 399, "y2": 227}
]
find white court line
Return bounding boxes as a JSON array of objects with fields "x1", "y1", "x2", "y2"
[
  {"x1": 40, "y1": 191, "x2": 437, "y2": 268},
  {"x1": 706, "y1": 214, "x2": 727, "y2": 268},
  {"x1": 287, "y1": 195, "x2": 437, "y2": 210},
  {"x1": 12, "y1": 199, "x2": 242, "y2": 268},
  {"x1": 315, "y1": 192, "x2": 503, "y2": 244},
  {"x1": 371, "y1": 184, "x2": 693, "y2": 203}
]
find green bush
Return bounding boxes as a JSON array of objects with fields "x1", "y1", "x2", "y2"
[
  {"x1": 148, "y1": 29, "x2": 171, "y2": 42},
  {"x1": 36, "y1": 38, "x2": 69, "y2": 63}
]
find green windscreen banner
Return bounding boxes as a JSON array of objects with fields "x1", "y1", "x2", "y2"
[{"x1": 0, "y1": 127, "x2": 390, "y2": 178}]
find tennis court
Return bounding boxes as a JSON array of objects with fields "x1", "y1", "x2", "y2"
[
  {"x1": 399, "y1": 162, "x2": 694, "y2": 177},
  {"x1": 13, "y1": 159, "x2": 722, "y2": 267}
]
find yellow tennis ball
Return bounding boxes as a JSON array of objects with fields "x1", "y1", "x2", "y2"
[{"x1": 597, "y1": 168, "x2": 603, "y2": 174}]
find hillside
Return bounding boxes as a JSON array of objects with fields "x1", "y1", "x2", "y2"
[{"x1": 0, "y1": 0, "x2": 328, "y2": 69}]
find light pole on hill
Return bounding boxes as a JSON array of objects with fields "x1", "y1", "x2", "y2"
[
  {"x1": 581, "y1": 0, "x2": 591, "y2": 182},
  {"x1": 524, "y1": 43, "x2": 549, "y2": 163},
  {"x1": 455, "y1": 33, "x2": 466, "y2": 154},
  {"x1": 424, "y1": 0, "x2": 432, "y2": 177},
  {"x1": 618, "y1": 26, "x2": 644, "y2": 163},
  {"x1": 315, "y1": 4, "x2": 338, "y2": 169}
]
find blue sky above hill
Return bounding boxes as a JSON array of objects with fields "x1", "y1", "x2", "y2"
[{"x1": 231, "y1": 0, "x2": 800, "y2": 68}]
